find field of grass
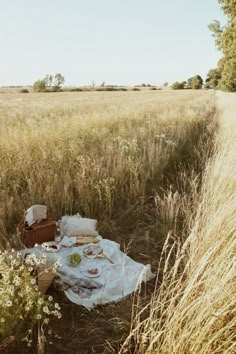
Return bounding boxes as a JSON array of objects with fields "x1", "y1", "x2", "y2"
[
  {"x1": 1, "y1": 89, "x2": 234, "y2": 353},
  {"x1": 120, "y1": 93, "x2": 236, "y2": 354},
  {"x1": 0, "y1": 91, "x2": 216, "y2": 245}
]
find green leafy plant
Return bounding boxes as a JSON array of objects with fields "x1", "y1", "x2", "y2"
[{"x1": 68, "y1": 253, "x2": 81, "y2": 267}]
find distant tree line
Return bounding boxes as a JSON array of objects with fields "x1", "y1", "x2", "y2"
[
  {"x1": 33, "y1": 73, "x2": 65, "y2": 92},
  {"x1": 208, "y1": 0, "x2": 236, "y2": 91},
  {"x1": 171, "y1": 75, "x2": 204, "y2": 90},
  {"x1": 170, "y1": 1, "x2": 235, "y2": 92}
]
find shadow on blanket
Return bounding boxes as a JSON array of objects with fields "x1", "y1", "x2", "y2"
[{"x1": 53, "y1": 270, "x2": 103, "y2": 299}]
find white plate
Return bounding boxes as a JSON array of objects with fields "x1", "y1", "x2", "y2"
[
  {"x1": 83, "y1": 243, "x2": 115, "y2": 260},
  {"x1": 80, "y1": 265, "x2": 102, "y2": 278},
  {"x1": 83, "y1": 245, "x2": 102, "y2": 258},
  {"x1": 43, "y1": 241, "x2": 61, "y2": 253}
]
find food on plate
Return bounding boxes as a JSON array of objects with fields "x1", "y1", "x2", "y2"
[
  {"x1": 80, "y1": 265, "x2": 102, "y2": 278},
  {"x1": 48, "y1": 244, "x2": 57, "y2": 249},
  {"x1": 84, "y1": 248, "x2": 93, "y2": 256},
  {"x1": 83, "y1": 245, "x2": 102, "y2": 257},
  {"x1": 44, "y1": 241, "x2": 61, "y2": 252},
  {"x1": 76, "y1": 236, "x2": 99, "y2": 245},
  {"x1": 68, "y1": 252, "x2": 81, "y2": 267},
  {"x1": 87, "y1": 268, "x2": 98, "y2": 275}
]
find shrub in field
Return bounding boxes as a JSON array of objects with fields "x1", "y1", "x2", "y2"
[
  {"x1": 171, "y1": 81, "x2": 185, "y2": 90},
  {"x1": 205, "y1": 68, "x2": 222, "y2": 89},
  {"x1": 0, "y1": 250, "x2": 61, "y2": 348},
  {"x1": 33, "y1": 80, "x2": 46, "y2": 93},
  {"x1": 19, "y1": 89, "x2": 29, "y2": 93},
  {"x1": 95, "y1": 87, "x2": 128, "y2": 91},
  {"x1": 190, "y1": 75, "x2": 203, "y2": 89},
  {"x1": 68, "y1": 88, "x2": 83, "y2": 92}
]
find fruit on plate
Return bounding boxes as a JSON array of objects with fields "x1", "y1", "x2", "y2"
[{"x1": 68, "y1": 252, "x2": 81, "y2": 267}]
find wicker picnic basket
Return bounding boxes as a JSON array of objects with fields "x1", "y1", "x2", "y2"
[
  {"x1": 37, "y1": 267, "x2": 55, "y2": 294},
  {"x1": 18, "y1": 210, "x2": 57, "y2": 248}
]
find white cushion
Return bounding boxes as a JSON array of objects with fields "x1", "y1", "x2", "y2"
[{"x1": 62, "y1": 215, "x2": 98, "y2": 237}]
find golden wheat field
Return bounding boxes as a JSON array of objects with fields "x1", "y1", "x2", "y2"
[
  {"x1": 0, "y1": 90, "x2": 215, "y2": 242},
  {"x1": 0, "y1": 90, "x2": 235, "y2": 353}
]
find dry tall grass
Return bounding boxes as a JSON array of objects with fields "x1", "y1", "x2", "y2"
[
  {"x1": 120, "y1": 92, "x2": 236, "y2": 354},
  {"x1": 0, "y1": 91, "x2": 216, "y2": 249},
  {"x1": 0, "y1": 90, "x2": 223, "y2": 353}
]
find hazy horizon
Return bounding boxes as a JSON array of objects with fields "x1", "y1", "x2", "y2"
[{"x1": 0, "y1": 0, "x2": 225, "y2": 87}]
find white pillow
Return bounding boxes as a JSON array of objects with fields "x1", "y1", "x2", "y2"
[{"x1": 62, "y1": 215, "x2": 98, "y2": 237}]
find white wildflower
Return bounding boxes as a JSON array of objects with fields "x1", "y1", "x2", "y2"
[
  {"x1": 13, "y1": 276, "x2": 21, "y2": 286},
  {"x1": 43, "y1": 306, "x2": 50, "y2": 314},
  {"x1": 54, "y1": 303, "x2": 61, "y2": 310},
  {"x1": 30, "y1": 278, "x2": 36, "y2": 285},
  {"x1": 6, "y1": 300, "x2": 12, "y2": 307}
]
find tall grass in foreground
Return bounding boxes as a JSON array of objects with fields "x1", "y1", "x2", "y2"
[
  {"x1": 120, "y1": 93, "x2": 236, "y2": 354},
  {"x1": 0, "y1": 91, "x2": 215, "y2": 248}
]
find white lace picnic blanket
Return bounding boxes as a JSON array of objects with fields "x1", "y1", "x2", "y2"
[{"x1": 24, "y1": 237, "x2": 154, "y2": 309}]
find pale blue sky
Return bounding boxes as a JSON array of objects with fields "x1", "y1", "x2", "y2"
[{"x1": 0, "y1": 0, "x2": 225, "y2": 86}]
